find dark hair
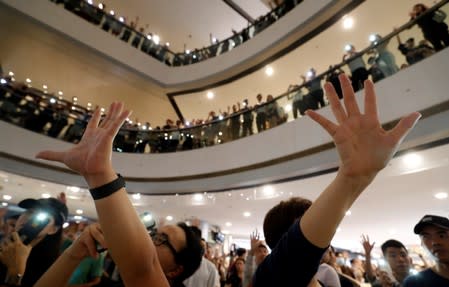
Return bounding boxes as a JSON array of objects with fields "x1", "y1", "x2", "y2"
[
  {"x1": 174, "y1": 223, "x2": 203, "y2": 282},
  {"x1": 22, "y1": 227, "x2": 63, "y2": 286},
  {"x1": 381, "y1": 239, "x2": 407, "y2": 256},
  {"x1": 263, "y1": 197, "x2": 312, "y2": 249},
  {"x1": 236, "y1": 248, "x2": 247, "y2": 257},
  {"x1": 189, "y1": 226, "x2": 202, "y2": 239}
]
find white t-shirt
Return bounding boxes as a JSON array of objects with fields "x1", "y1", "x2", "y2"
[
  {"x1": 316, "y1": 263, "x2": 341, "y2": 287},
  {"x1": 184, "y1": 257, "x2": 220, "y2": 287}
]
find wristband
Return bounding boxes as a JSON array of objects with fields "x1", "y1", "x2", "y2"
[{"x1": 89, "y1": 174, "x2": 126, "y2": 200}]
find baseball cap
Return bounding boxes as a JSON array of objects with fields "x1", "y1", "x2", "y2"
[
  {"x1": 18, "y1": 198, "x2": 68, "y2": 227},
  {"x1": 413, "y1": 214, "x2": 449, "y2": 234}
]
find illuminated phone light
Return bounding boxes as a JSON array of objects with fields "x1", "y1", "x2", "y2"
[
  {"x1": 36, "y1": 212, "x2": 49, "y2": 221},
  {"x1": 0, "y1": 78, "x2": 6, "y2": 85}
]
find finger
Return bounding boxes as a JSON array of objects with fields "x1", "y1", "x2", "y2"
[
  {"x1": 107, "y1": 109, "x2": 132, "y2": 137},
  {"x1": 85, "y1": 107, "x2": 102, "y2": 133},
  {"x1": 35, "y1": 150, "x2": 66, "y2": 163},
  {"x1": 388, "y1": 112, "x2": 421, "y2": 144},
  {"x1": 340, "y1": 74, "x2": 361, "y2": 117},
  {"x1": 100, "y1": 102, "x2": 118, "y2": 129},
  {"x1": 306, "y1": 110, "x2": 338, "y2": 137},
  {"x1": 324, "y1": 82, "x2": 347, "y2": 124},
  {"x1": 91, "y1": 225, "x2": 107, "y2": 249},
  {"x1": 85, "y1": 232, "x2": 98, "y2": 258},
  {"x1": 10, "y1": 232, "x2": 20, "y2": 243},
  {"x1": 364, "y1": 80, "x2": 378, "y2": 121}
]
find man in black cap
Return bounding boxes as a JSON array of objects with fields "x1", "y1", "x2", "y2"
[{"x1": 403, "y1": 214, "x2": 449, "y2": 286}]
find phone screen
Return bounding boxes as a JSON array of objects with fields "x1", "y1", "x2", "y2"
[{"x1": 18, "y1": 211, "x2": 51, "y2": 245}]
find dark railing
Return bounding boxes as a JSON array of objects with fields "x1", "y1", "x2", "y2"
[
  {"x1": 49, "y1": 0, "x2": 304, "y2": 66},
  {"x1": 1, "y1": 0, "x2": 448, "y2": 153}
]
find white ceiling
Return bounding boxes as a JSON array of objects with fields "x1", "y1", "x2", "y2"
[{"x1": 2, "y1": 142, "x2": 449, "y2": 251}]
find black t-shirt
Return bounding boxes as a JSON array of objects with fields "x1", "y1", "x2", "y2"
[
  {"x1": 403, "y1": 268, "x2": 449, "y2": 287},
  {"x1": 252, "y1": 219, "x2": 327, "y2": 287}
]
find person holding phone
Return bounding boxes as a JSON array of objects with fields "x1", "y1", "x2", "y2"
[
  {"x1": 0, "y1": 197, "x2": 68, "y2": 287},
  {"x1": 34, "y1": 74, "x2": 420, "y2": 287}
]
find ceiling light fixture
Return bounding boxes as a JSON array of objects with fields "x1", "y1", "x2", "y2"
[
  {"x1": 402, "y1": 153, "x2": 422, "y2": 168},
  {"x1": 265, "y1": 66, "x2": 274, "y2": 76},
  {"x1": 225, "y1": 222, "x2": 232, "y2": 227},
  {"x1": 434, "y1": 192, "x2": 448, "y2": 199},
  {"x1": 76, "y1": 209, "x2": 83, "y2": 214},
  {"x1": 132, "y1": 193, "x2": 141, "y2": 200},
  {"x1": 2, "y1": 195, "x2": 12, "y2": 201},
  {"x1": 345, "y1": 210, "x2": 352, "y2": 216},
  {"x1": 166, "y1": 215, "x2": 173, "y2": 221},
  {"x1": 243, "y1": 211, "x2": 251, "y2": 217},
  {"x1": 41, "y1": 193, "x2": 51, "y2": 198},
  {"x1": 207, "y1": 91, "x2": 214, "y2": 99},
  {"x1": 342, "y1": 16, "x2": 354, "y2": 30}
]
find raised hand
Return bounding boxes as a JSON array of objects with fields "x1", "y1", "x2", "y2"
[
  {"x1": 0, "y1": 232, "x2": 32, "y2": 276},
  {"x1": 66, "y1": 223, "x2": 107, "y2": 261},
  {"x1": 307, "y1": 74, "x2": 420, "y2": 178},
  {"x1": 250, "y1": 229, "x2": 261, "y2": 253},
  {"x1": 361, "y1": 234, "x2": 375, "y2": 255},
  {"x1": 36, "y1": 102, "x2": 131, "y2": 179}
]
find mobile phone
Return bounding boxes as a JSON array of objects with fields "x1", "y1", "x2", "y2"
[{"x1": 18, "y1": 211, "x2": 51, "y2": 245}]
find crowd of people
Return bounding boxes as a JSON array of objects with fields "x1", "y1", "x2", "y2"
[
  {"x1": 2, "y1": 0, "x2": 448, "y2": 153},
  {"x1": 1, "y1": 73, "x2": 447, "y2": 287},
  {"x1": 49, "y1": 0, "x2": 304, "y2": 66}
]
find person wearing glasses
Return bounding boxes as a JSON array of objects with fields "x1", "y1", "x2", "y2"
[{"x1": 34, "y1": 74, "x2": 419, "y2": 287}]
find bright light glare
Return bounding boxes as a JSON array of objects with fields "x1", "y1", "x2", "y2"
[
  {"x1": 26, "y1": 78, "x2": 32, "y2": 83},
  {"x1": 342, "y1": 16, "x2": 354, "y2": 29},
  {"x1": 434, "y1": 192, "x2": 448, "y2": 199},
  {"x1": 193, "y1": 193, "x2": 204, "y2": 201},
  {"x1": 74, "y1": 215, "x2": 83, "y2": 220},
  {"x1": 265, "y1": 66, "x2": 274, "y2": 76},
  {"x1": 63, "y1": 222, "x2": 70, "y2": 228},
  {"x1": 207, "y1": 91, "x2": 214, "y2": 99},
  {"x1": 0, "y1": 79, "x2": 6, "y2": 85},
  {"x1": 345, "y1": 44, "x2": 352, "y2": 52},
  {"x1": 153, "y1": 35, "x2": 160, "y2": 45},
  {"x1": 76, "y1": 209, "x2": 83, "y2": 214},
  {"x1": 243, "y1": 211, "x2": 251, "y2": 217},
  {"x1": 345, "y1": 210, "x2": 352, "y2": 216},
  {"x1": 41, "y1": 193, "x2": 51, "y2": 198},
  {"x1": 132, "y1": 193, "x2": 141, "y2": 200},
  {"x1": 2, "y1": 195, "x2": 12, "y2": 201},
  {"x1": 37, "y1": 212, "x2": 48, "y2": 221},
  {"x1": 285, "y1": 104, "x2": 292, "y2": 112},
  {"x1": 369, "y1": 34, "x2": 377, "y2": 43},
  {"x1": 262, "y1": 185, "x2": 275, "y2": 196},
  {"x1": 166, "y1": 215, "x2": 173, "y2": 221},
  {"x1": 58, "y1": 91, "x2": 64, "y2": 96},
  {"x1": 49, "y1": 98, "x2": 56, "y2": 104},
  {"x1": 143, "y1": 214, "x2": 152, "y2": 222},
  {"x1": 225, "y1": 222, "x2": 232, "y2": 227},
  {"x1": 402, "y1": 153, "x2": 422, "y2": 168}
]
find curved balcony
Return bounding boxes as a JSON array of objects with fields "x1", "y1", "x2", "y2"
[
  {"x1": 2, "y1": 46, "x2": 449, "y2": 194},
  {"x1": 48, "y1": 0, "x2": 304, "y2": 67},
  {"x1": 2, "y1": 0, "x2": 449, "y2": 153},
  {"x1": 0, "y1": 0, "x2": 362, "y2": 89}
]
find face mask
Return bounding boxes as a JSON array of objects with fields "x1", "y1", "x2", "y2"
[{"x1": 336, "y1": 257, "x2": 346, "y2": 265}]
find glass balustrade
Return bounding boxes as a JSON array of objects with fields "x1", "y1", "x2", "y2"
[{"x1": 1, "y1": 0, "x2": 448, "y2": 153}]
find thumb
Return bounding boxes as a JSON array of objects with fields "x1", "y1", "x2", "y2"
[
  {"x1": 389, "y1": 112, "x2": 421, "y2": 144},
  {"x1": 36, "y1": 150, "x2": 66, "y2": 162}
]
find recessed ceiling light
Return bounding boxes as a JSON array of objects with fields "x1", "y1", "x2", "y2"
[
  {"x1": 402, "y1": 153, "x2": 422, "y2": 168},
  {"x1": 153, "y1": 35, "x2": 160, "y2": 45},
  {"x1": 74, "y1": 215, "x2": 83, "y2": 220},
  {"x1": 243, "y1": 211, "x2": 251, "y2": 217},
  {"x1": 41, "y1": 193, "x2": 51, "y2": 198},
  {"x1": 8, "y1": 71, "x2": 14, "y2": 76},
  {"x1": 43, "y1": 85, "x2": 48, "y2": 89},
  {"x1": 434, "y1": 192, "x2": 448, "y2": 199},
  {"x1": 342, "y1": 16, "x2": 354, "y2": 29},
  {"x1": 222, "y1": 230, "x2": 230, "y2": 234},
  {"x1": 193, "y1": 193, "x2": 204, "y2": 201},
  {"x1": 207, "y1": 91, "x2": 214, "y2": 99},
  {"x1": 67, "y1": 186, "x2": 80, "y2": 193},
  {"x1": 265, "y1": 66, "x2": 274, "y2": 76},
  {"x1": 2, "y1": 195, "x2": 12, "y2": 201},
  {"x1": 262, "y1": 185, "x2": 275, "y2": 196},
  {"x1": 336, "y1": 227, "x2": 342, "y2": 232},
  {"x1": 76, "y1": 209, "x2": 83, "y2": 214},
  {"x1": 26, "y1": 78, "x2": 32, "y2": 83},
  {"x1": 1, "y1": 202, "x2": 8, "y2": 207},
  {"x1": 285, "y1": 104, "x2": 292, "y2": 112},
  {"x1": 132, "y1": 193, "x2": 141, "y2": 200},
  {"x1": 345, "y1": 210, "x2": 352, "y2": 216},
  {"x1": 166, "y1": 215, "x2": 174, "y2": 221},
  {"x1": 225, "y1": 222, "x2": 232, "y2": 227}
]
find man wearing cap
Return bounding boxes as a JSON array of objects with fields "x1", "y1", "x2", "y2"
[{"x1": 403, "y1": 214, "x2": 449, "y2": 286}]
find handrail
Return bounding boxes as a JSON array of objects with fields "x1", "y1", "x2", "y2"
[
  {"x1": 48, "y1": 0, "x2": 304, "y2": 66},
  {"x1": 2, "y1": 0, "x2": 448, "y2": 153}
]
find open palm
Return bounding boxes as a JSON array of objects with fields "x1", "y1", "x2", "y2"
[
  {"x1": 36, "y1": 103, "x2": 131, "y2": 177},
  {"x1": 307, "y1": 74, "x2": 420, "y2": 178}
]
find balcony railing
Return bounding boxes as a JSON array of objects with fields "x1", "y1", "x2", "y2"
[
  {"x1": 49, "y1": 0, "x2": 304, "y2": 66},
  {"x1": 1, "y1": 0, "x2": 448, "y2": 154}
]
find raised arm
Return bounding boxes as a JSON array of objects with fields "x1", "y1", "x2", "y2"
[
  {"x1": 35, "y1": 223, "x2": 106, "y2": 287},
  {"x1": 301, "y1": 74, "x2": 420, "y2": 248},
  {"x1": 36, "y1": 103, "x2": 169, "y2": 287},
  {"x1": 361, "y1": 234, "x2": 376, "y2": 282}
]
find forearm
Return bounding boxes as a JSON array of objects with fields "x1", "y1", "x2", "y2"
[
  {"x1": 364, "y1": 254, "x2": 376, "y2": 282},
  {"x1": 300, "y1": 171, "x2": 375, "y2": 248},
  {"x1": 85, "y1": 169, "x2": 165, "y2": 285},
  {"x1": 34, "y1": 250, "x2": 83, "y2": 287}
]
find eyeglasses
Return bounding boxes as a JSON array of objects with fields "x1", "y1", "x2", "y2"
[{"x1": 151, "y1": 232, "x2": 180, "y2": 262}]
